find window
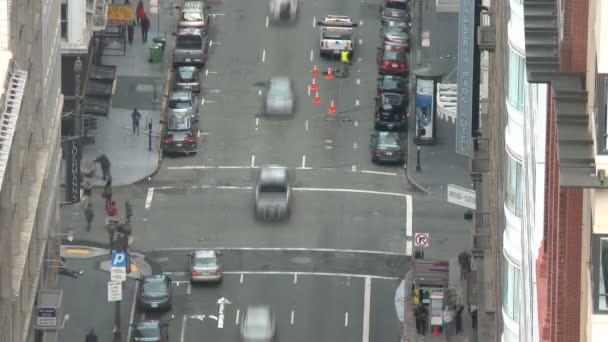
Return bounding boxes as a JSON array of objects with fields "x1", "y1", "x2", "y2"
[
  {"x1": 60, "y1": 3, "x2": 68, "y2": 38},
  {"x1": 504, "y1": 154, "x2": 523, "y2": 216},
  {"x1": 594, "y1": 235, "x2": 608, "y2": 313},
  {"x1": 503, "y1": 255, "x2": 521, "y2": 321},
  {"x1": 507, "y1": 47, "x2": 526, "y2": 111}
]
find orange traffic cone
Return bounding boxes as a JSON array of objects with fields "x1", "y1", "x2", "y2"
[
  {"x1": 313, "y1": 92, "x2": 321, "y2": 104},
  {"x1": 328, "y1": 99, "x2": 336, "y2": 114},
  {"x1": 433, "y1": 326, "x2": 440, "y2": 336},
  {"x1": 326, "y1": 67, "x2": 333, "y2": 80},
  {"x1": 310, "y1": 78, "x2": 318, "y2": 91},
  {"x1": 312, "y1": 65, "x2": 319, "y2": 78}
]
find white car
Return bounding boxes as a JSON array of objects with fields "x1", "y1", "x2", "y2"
[
  {"x1": 264, "y1": 77, "x2": 295, "y2": 115},
  {"x1": 241, "y1": 305, "x2": 275, "y2": 342},
  {"x1": 269, "y1": 0, "x2": 298, "y2": 22}
]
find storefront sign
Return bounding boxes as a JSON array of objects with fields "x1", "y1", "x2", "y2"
[
  {"x1": 64, "y1": 139, "x2": 81, "y2": 203},
  {"x1": 456, "y1": 0, "x2": 475, "y2": 155}
]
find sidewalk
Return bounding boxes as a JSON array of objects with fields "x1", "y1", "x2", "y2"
[
  {"x1": 406, "y1": 0, "x2": 471, "y2": 196},
  {"x1": 65, "y1": 0, "x2": 177, "y2": 187}
]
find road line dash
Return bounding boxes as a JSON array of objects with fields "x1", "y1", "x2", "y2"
[
  {"x1": 290, "y1": 310, "x2": 295, "y2": 325},
  {"x1": 262, "y1": 49, "x2": 266, "y2": 62},
  {"x1": 313, "y1": 16, "x2": 316, "y2": 27},
  {"x1": 305, "y1": 119, "x2": 309, "y2": 132},
  {"x1": 354, "y1": 120, "x2": 359, "y2": 127},
  {"x1": 294, "y1": 273, "x2": 298, "y2": 284},
  {"x1": 240, "y1": 273, "x2": 244, "y2": 283},
  {"x1": 180, "y1": 315, "x2": 187, "y2": 342},
  {"x1": 235, "y1": 309, "x2": 240, "y2": 325},
  {"x1": 145, "y1": 188, "x2": 154, "y2": 209},
  {"x1": 266, "y1": 16, "x2": 269, "y2": 28},
  {"x1": 345, "y1": 312, "x2": 349, "y2": 327}
]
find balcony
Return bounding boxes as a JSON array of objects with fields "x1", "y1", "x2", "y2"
[
  {"x1": 89, "y1": 0, "x2": 108, "y2": 32},
  {"x1": 469, "y1": 137, "x2": 490, "y2": 180},
  {"x1": 473, "y1": 211, "x2": 491, "y2": 251}
]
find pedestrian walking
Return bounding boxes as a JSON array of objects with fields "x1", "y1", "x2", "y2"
[
  {"x1": 420, "y1": 303, "x2": 428, "y2": 335},
  {"x1": 414, "y1": 303, "x2": 428, "y2": 335},
  {"x1": 469, "y1": 304, "x2": 478, "y2": 329},
  {"x1": 442, "y1": 305, "x2": 453, "y2": 338},
  {"x1": 132, "y1": 108, "x2": 142, "y2": 135},
  {"x1": 414, "y1": 303, "x2": 423, "y2": 334},
  {"x1": 83, "y1": 200, "x2": 94, "y2": 231},
  {"x1": 454, "y1": 302, "x2": 464, "y2": 335},
  {"x1": 135, "y1": 0, "x2": 145, "y2": 26},
  {"x1": 102, "y1": 179, "x2": 112, "y2": 206},
  {"x1": 94, "y1": 154, "x2": 111, "y2": 181},
  {"x1": 141, "y1": 12, "x2": 150, "y2": 43},
  {"x1": 127, "y1": 19, "x2": 135, "y2": 45},
  {"x1": 106, "y1": 200, "x2": 119, "y2": 226},
  {"x1": 85, "y1": 329, "x2": 98, "y2": 342},
  {"x1": 458, "y1": 251, "x2": 471, "y2": 279}
]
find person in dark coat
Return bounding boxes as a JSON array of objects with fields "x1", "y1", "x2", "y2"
[
  {"x1": 132, "y1": 108, "x2": 142, "y2": 135},
  {"x1": 85, "y1": 329, "x2": 98, "y2": 342},
  {"x1": 458, "y1": 251, "x2": 471, "y2": 279},
  {"x1": 454, "y1": 302, "x2": 464, "y2": 335},
  {"x1": 414, "y1": 303, "x2": 428, "y2": 335},
  {"x1": 127, "y1": 19, "x2": 135, "y2": 45},
  {"x1": 102, "y1": 179, "x2": 112, "y2": 206},
  {"x1": 94, "y1": 154, "x2": 111, "y2": 181},
  {"x1": 470, "y1": 304, "x2": 478, "y2": 329},
  {"x1": 141, "y1": 13, "x2": 150, "y2": 43}
]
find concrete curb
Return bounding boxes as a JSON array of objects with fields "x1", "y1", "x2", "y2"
[{"x1": 405, "y1": 166, "x2": 432, "y2": 195}]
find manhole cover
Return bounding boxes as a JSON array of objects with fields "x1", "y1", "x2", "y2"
[{"x1": 291, "y1": 256, "x2": 312, "y2": 264}]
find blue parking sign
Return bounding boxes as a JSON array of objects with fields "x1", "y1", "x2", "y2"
[{"x1": 111, "y1": 251, "x2": 127, "y2": 267}]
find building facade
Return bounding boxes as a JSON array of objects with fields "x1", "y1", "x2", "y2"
[{"x1": 0, "y1": 1, "x2": 64, "y2": 342}]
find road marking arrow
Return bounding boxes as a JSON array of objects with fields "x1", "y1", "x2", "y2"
[{"x1": 217, "y1": 297, "x2": 231, "y2": 328}]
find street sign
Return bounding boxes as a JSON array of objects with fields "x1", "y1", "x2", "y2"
[
  {"x1": 414, "y1": 233, "x2": 430, "y2": 247},
  {"x1": 108, "y1": 282, "x2": 122, "y2": 302},
  {"x1": 36, "y1": 308, "x2": 57, "y2": 328},
  {"x1": 111, "y1": 267, "x2": 127, "y2": 282},
  {"x1": 447, "y1": 184, "x2": 476, "y2": 210},
  {"x1": 111, "y1": 251, "x2": 127, "y2": 267}
]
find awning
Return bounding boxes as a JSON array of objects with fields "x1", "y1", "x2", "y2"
[
  {"x1": 413, "y1": 259, "x2": 449, "y2": 288},
  {"x1": 89, "y1": 64, "x2": 116, "y2": 83},
  {"x1": 82, "y1": 96, "x2": 111, "y2": 117},
  {"x1": 83, "y1": 64, "x2": 116, "y2": 117}
]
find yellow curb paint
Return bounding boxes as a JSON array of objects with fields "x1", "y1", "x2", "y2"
[
  {"x1": 65, "y1": 248, "x2": 91, "y2": 255},
  {"x1": 130, "y1": 263, "x2": 138, "y2": 272}
]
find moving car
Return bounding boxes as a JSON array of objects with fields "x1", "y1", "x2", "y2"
[
  {"x1": 174, "y1": 66, "x2": 201, "y2": 93},
  {"x1": 163, "y1": 112, "x2": 198, "y2": 155},
  {"x1": 269, "y1": 0, "x2": 298, "y2": 22},
  {"x1": 380, "y1": 0, "x2": 410, "y2": 23},
  {"x1": 377, "y1": 75, "x2": 409, "y2": 97},
  {"x1": 374, "y1": 94, "x2": 408, "y2": 130},
  {"x1": 377, "y1": 43, "x2": 408, "y2": 75},
  {"x1": 255, "y1": 166, "x2": 291, "y2": 221},
  {"x1": 137, "y1": 275, "x2": 172, "y2": 311},
  {"x1": 174, "y1": 28, "x2": 208, "y2": 67},
  {"x1": 188, "y1": 249, "x2": 223, "y2": 283},
  {"x1": 264, "y1": 77, "x2": 295, "y2": 115},
  {"x1": 177, "y1": 0, "x2": 209, "y2": 31},
  {"x1": 241, "y1": 305, "x2": 276, "y2": 342},
  {"x1": 317, "y1": 15, "x2": 358, "y2": 57},
  {"x1": 380, "y1": 20, "x2": 410, "y2": 48},
  {"x1": 370, "y1": 131, "x2": 405, "y2": 164},
  {"x1": 130, "y1": 320, "x2": 169, "y2": 342}
]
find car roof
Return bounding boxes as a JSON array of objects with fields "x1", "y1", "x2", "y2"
[
  {"x1": 194, "y1": 250, "x2": 216, "y2": 258},
  {"x1": 169, "y1": 90, "x2": 192, "y2": 100},
  {"x1": 177, "y1": 27, "x2": 204, "y2": 36},
  {"x1": 270, "y1": 77, "x2": 290, "y2": 84},
  {"x1": 259, "y1": 166, "x2": 288, "y2": 184},
  {"x1": 246, "y1": 305, "x2": 273, "y2": 319},
  {"x1": 143, "y1": 274, "x2": 168, "y2": 282}
]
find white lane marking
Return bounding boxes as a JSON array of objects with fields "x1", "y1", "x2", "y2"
[
  {"x1": 158, "y1": 247, "x2": 406, "y2": 256},
  {"x1": 355, "y1": 99, "x2": 360, "y2": 106},
  {"x1": 209, "y1": 39, "x2": 213, "y2": 46},
  {"x1": 294, "y1": 187, "x2": 412, "y2": 199},
  {"x1": 201, "y1": 97, "x2": 205, "y2": 106},
  {"x1": 126, "y1": 283, "x2": 139, "y2": 342},
  {"x1": 258, "y1": 89, "x2": 262, "y2": 96},
  {"x1": 313, "y1": 16, "x2": 316, "y2": 27},
  {"x1": 345, "y1": 312, "x2": 349, "y2": 327},
  {"x1": 359, "y1": 20, "x2": 363, "y2": 26},
  {"x1": 208, "y1": 315, "x2": 218, "y2": 320},
  {"x1": 145, "y1": 188, "x2": 154, "y2": 209},
  {"x1": 352, "y1": 165, "x2": 357, "y2": 172},
  {"x1": 262, "y1": 49, "x2": 266, "y2": 62},
  {"x1": 211, "y1": 13, "x2": 225, "y2": 17},
  {"x1": 405, "y1": 194, "x2": 413, "y2": 256},
  {"x1": 205, "y1": 69, "x2": 209, "y2": 76},
  {"x1": 251, "y1": 155, "x2": 256, "y2": 168},
  {"x1": 356, "y1": 79, "x2": 360, "y2": 85},
  {"x1": 180, "y1": 315, "x2": 187, "y2": 342},
  {"x1": 357, "y1": 57, "x2": 362, "y2": 62},
  {"x1": 363, "y1": 277, "x2": 371, "y2": 342},
  {"x1": 186, "y1": 282, "x2": 192, "y2": 294},
  {"x1": 353, "y1": 142, "x2": 358, "y2": 150},
  {"x1": 301, "y1": 155, "x2": 306, "y2": 169},
  {"x1": 305, "y1": 119, "x2": 309, "y2": 132},
  {"x1": 256, "y1": 117, "x2": 259, "y2": 128},
  {"x1": 359, "y1": 170, "x2": 398, "y2": 176},
  {"x1": 235, "y1": 309, "x2": 240, "y2": 325},
  {"x1": 218, "y1": 307, "x2": 225, "y2": 328},
  {"x1": 294, "y1": 273, "x2": 298, "y2": 283},
  {"x1": 358, "y1": 39, "x2": 363, "y2": 45},
  {"x1": 354, "y1": 120, "x2": 359, "y2": 127},
  {"x1": 291, "y1": 310, "x2": 295, "y2": 325},
  {"x1": 222, "y1": 271, "x2": 399, "y2": 280},
  {"x1": 168, "y1": 165, "x2": 256, "y2": 170},
  {"x1": 266, "y1": 16, "x2": 269, "y2": 28},
  {"x1": 240, "y1": 273, "x2": 244, "y2": 283},
  {"x1": 310, "y1": 49, "x2": 314, "y2": 62},
  {"x1": 307, "y1": 84, "x2": 311, "y2": 96}
]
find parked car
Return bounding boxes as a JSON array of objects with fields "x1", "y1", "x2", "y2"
[
  {"x1": 377, "y1": 74, "x2": 409, "y2": 97},
  {"x1": 380, "y1": 0, "x2": 410, "y2": 23},
  {"x1": 174, "y1": 66, "x2": 201, "y2": 93},
  {"x1": 130, "y1": 321, "x2": 169, "y2": 342},
  {"x1": 374, "y1": 94, "x2": 408, "y2": 130},
  {"x1": 174, "y1": 28, "x2": 208, "y2": 67},
  {"x1": 264, "y1": 77, "x2": 295, "y2": 115},
  {"x1": 380, "y1": 20, "x2": 410, "y2": 48},
  {"x1": 177, "y1": 0, "x2": 210, "y2": 31},
  {"x1": 137, "y1": 275, "x2": 172, "y2": 311},
  {"x1": 377, "y1": 43, "x2": 408, "y2": 75},
  {"x1": 167, "y1": 90, "x2": 198, "y2": 122},
  {"x1": 255, "y1": 166, "x2": 291, "y2": 221},
  {"x1": 241, "y1": 305, "x2": 276, "y2": 342},
  {"x1": 269, "y1": 0, "x2": 298, "y2": 22},
  {"x1": 370, "y1": 131, "x2": 405, "y2": 164},
  {"x1": 163, "y1": 112, "x2": 198, "y2": 155},
  {"x1": 188, "y1": 250, "x2": 223, "y2": 283}
]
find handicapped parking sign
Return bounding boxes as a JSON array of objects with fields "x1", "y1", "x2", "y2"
[{"x1": 111, "y1": 251, "x2": 127, "y2": 267}]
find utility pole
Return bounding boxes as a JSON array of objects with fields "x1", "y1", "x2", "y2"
[{"x1": 73, "y1": 57, "x2": 83, "y2": 137}]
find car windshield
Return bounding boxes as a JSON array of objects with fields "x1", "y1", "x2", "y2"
[
  {"x1": 143, "y1": 281, "x2": 167, "y2": 293},
  {"x1": 245, "y1": 313, "x2": 271, "y2": 336},
  {"x1": 269, "y1": 80, "x2": 290, "y2": 97},
  {"x1": 382, "y1": 77, "x2": 406, "y2": 90},
  {"x1": 195, "y1": 256, "x2": 217, "y2": 267},
  {"x1": 384, "y1": 50, "x2": 404, "y2": 60},
  {"x1": 259, "y1": 183, "x2": 287, "y2": 193},
  {"x1": 176, "y1": 36, "x2": 202, "y2": 50},
  {"x1": 167, "y1": 114, "x2": 191, "y2": 131},
  {"x1": 168, "y1": 100, "x2": 192, "y2": 110},
  {"x1": 134, "y1": 325, "x2": 160, "y2": 338},
  {"x1": 382, "y1": 94, "x2": 403, "y2": 105},
  {"x1": 181, "y1": 12, "x2": 203, "y2": 21},
  {"x1": 377, "y1": 133, "x2": 400, "y2": 148},
  {"x1": 386, "y1": 1, "x2": 408, "y2": 10},
  {"x1": 323, "y1": 28, "x2": 352, "y2": 40},
  {"x1": 177, "y1": 68, "x2": 197, "y2": 81},
  {"x1": 386, "y1": 26, "x2": 408, "y2": 36}
]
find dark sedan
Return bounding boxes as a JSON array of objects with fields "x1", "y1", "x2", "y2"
[
  {"x1": 174, "y1": 66, "x2": 201, "y2": 93},
  {"x1": 380, "y1": 0, "x2": 410, "y2": 23},
  {"x1": 377, "y1": 43, "x2": 408, "y2": 75},
  {"x1": 163, "y1": 113, "x2": 198, "y2": 155},
  {"x1": 137, "y1": 275, "x2": 172, "y2": 311},
  {"x1": 377, "y1": 75, "x2": 409, "y2": 97},
  {"x1": 380, "y1": 20, "x2": 410, "y2": 48},
  {"x1": 374, "y1": 94, "x2": 408, "y2": 130},
  {"x1": 131, "y1": 321, "x2": 169, "y2": 342},
  {"x1": 370, "y1": 131, "x2": 405, "y2": 164}
]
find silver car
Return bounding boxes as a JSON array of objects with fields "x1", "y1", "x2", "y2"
[
  {"x1": 264, "y1": 77, "x2": 295, "y2": 115},
  {"x1": 167, "y1": 90, "x2": 198, "y2": 122},
  {"x1": 255, "y1": 166, "x2": 291, "y2": 221},
  {"x1": 240, "y1": 306, "x2": 275, "y2": 342},
  {"x1": 188, "y1": 250, "x2": 222, "y2": 283},
  {"x1": 269, "y1": 0, "x2": 298, "y2": 22}
]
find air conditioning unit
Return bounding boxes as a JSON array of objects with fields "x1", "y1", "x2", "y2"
[{"x1": 478, "y1": 25, "x2": 496, "y2": 51}]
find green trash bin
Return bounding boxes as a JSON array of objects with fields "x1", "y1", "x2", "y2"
[{"x1": 148, "y1": 44, "x2": 162, "y2": 63}]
